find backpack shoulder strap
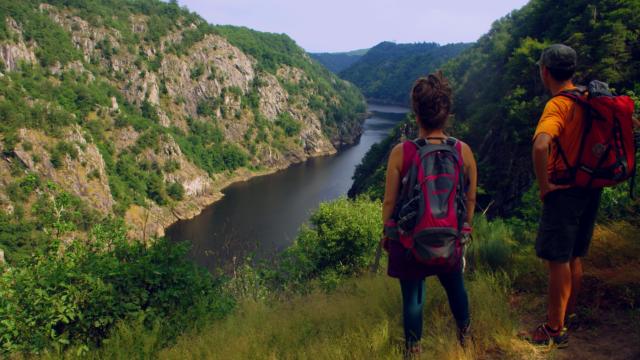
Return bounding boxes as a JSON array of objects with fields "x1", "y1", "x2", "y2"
[
  {"x1": 412, "y1": 138, "x2": 428, "y2": 148},
  {"x1": 553, "y1": 87, "x2": 590, "y2": 108},
  {"x1": 446, "y1": 137, "x2": 464, "y2": 165}
]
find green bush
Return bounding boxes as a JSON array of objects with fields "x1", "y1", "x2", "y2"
[
  {"x1": 167, "y1": 182, "x2": 185, "y2": 201},
  {"x1": 466, "y1": 215, "x2": 516, "y2": 272},
  {"x1": 190, "y1": 64, "x2": 204, "y2": 80},
  {"x1": 276, "y1": 197, "x2": 381, "y2": 289},
  {"x1": 275, "y1": 112, "x2": 302, "y2": 137},
  {"x1": 0, "y1": 218, "x2": 235, "y2": 354}
]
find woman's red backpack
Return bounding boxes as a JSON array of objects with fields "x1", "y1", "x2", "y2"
[
  {"x1": 385, "y1": 138, "x2": 467, "y2": 272},
  {"x1": 554, "y1": 80, "x2": 637, "y2": 192}
]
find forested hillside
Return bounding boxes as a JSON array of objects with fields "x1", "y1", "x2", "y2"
[
  {"x1": 339, "y1": 41, "x2": 471, "y2": 105},
  {"x1": 1, "y1": 1, "x2": 639, "y2": 358},
  {"x1": 443, "y1": 0, "x2": 640, "y2": 215},
  {"x1": 0, "y1": 0, "x2": 366, "y2": 253},
  {"x1": 350, "y1": 0, "x2": 640, "y2": 217},
  {"x1": 309, "y1": 48, "x2": 368, "y2": 74}
]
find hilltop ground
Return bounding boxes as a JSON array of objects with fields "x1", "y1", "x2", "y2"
[{"x1": 49, "y1": 221, "x2": 638, "y2": 360}]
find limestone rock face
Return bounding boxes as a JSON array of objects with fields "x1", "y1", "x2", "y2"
[
  {"x1": 13, "y1": 127, "x2": 115, "y2": 215},
  {"x1": 258, "y1": 73, "x2": 289, "y2": 121},
  {"x1": 0, "y1": 18, "x2": 37, "y2": 72},
  {"x1": 0, "y1": 4, "x2": 365, "y2": 241},
  {"x1": 160, "y1": 34, "x2": 255, "y2": 117}
]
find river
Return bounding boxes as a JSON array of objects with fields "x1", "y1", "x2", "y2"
[{"x1": 165, "y1": 104, "x2": 407, "y2": 271}]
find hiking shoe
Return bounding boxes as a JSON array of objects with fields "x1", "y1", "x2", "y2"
[
  {"x1": 526, "y1": 323, "x2": 569, "y2": 348},
  {"x1": 565, "y1": 313, "x2": 580, "y2": 331},
  {"x1": 403, "y1": 343, "x2": 422, "y2": 359},
  {"x1": 458, "y1": 323, "x2": 472, "y2": 347}
]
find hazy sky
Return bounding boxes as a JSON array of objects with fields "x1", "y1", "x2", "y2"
[{"x1": 176, "y1": 0, "x2": 530, "y2": 52}]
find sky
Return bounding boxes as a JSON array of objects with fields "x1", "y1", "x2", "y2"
[{"x1": 176, "y1": 0, "x2": 531, "y2": 53}]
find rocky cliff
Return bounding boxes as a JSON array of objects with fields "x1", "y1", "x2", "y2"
[{"x1": 0, "y1": 0, "x2": 366, "y2": 243}]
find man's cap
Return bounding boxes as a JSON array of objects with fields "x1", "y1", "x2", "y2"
[{"x1": 537, "y1": 44, "x2": 577, "y2": 71}]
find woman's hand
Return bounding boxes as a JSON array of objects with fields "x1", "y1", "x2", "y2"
[{"x1": 380, "y1": 236, "x2": 390, "y2": 252}]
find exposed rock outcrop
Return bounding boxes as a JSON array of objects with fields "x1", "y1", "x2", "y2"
[
  {"x1": 0, "y1": 4, "x2": 366, "y2": 241},
  {"x1": 0, "y1": 18, "x2": 37, "y2": 71}
]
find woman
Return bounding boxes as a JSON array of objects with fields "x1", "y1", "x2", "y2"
[{"x1": 381, "y1": 71, "x2": 477, "y2": 356}]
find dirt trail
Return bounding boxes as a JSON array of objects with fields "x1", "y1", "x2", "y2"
[
  {"x1": 515, "y1": 295, "x2": 640, "y2": 360},
  {"x1": 554, "y1": 310, "x2": 640, "y2": 360}
]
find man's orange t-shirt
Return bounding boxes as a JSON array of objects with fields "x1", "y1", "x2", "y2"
[{"x1": 533, "y1": 86, "x2": 585, "y2": 182}]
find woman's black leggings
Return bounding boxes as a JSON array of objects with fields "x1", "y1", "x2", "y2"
[{"x1": 399, "y1": 271, "x2": 470, "y2": 347}]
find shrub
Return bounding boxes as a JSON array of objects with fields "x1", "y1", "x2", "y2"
[
  {"x1": 163, "y1": 159, "x2": 181, "y2": 173},
  {"x1": 276, "y1": 197, "x2": 381, "y2": 289},
  {"x1": 275, "y1": 112, "x2": 301, "y2": 137},
  {"x1": 190, "y1": 64, "x2": 204, "y2": 80},
  {"x1": 466, "y1": 215, "x2": 516, "y2": 272},
  {"x1": 167, "y1": 182, "x2": 185, "y2": 201},
  {"x1": 0, "y1": 218, "x2": 235, "y2": 354},
  {"x1": 50, "y1": 141, "x2": 79, "y2": 169}
]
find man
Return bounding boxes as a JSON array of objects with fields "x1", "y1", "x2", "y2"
[{"x1": 528, "y1": 44, "x2": 603, "y2": 347}]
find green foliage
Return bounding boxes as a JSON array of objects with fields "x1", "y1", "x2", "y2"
[
  {"x1": 274, "y1": 112, "x2": 301, "y2": 137},
  {"x1": 108, "y1": 272, "x2": 526, "y2": 360},
  {"x1": 196, "y1": 98, "x2": 219, "y2": 119},
  {"x1": 276, "y1": 197, "x2": 381, "y2": 290},
  {"x1": 140, "y1": 100, "x2": 159, "y2": 123},
  {"x1": 441, "y1": 0, "x2": 640, "y2": 216},
  {"x1": 166, "y1": 181, "x2": 184, "y2": 201},
  {"x1": 163, "y1": 159, "x2": 180, "y2": 173},
  {"x1": 172, "y1": 119, "x2": 248, "y2": 174},
  {"x1": 340, "y1": 42, "x2": 471, "y2": 104},
  {"x1": 32, "y1": 182, "x2": 99, "y2": 236},
  {"x1": 0, "y1": 218, "x2": 235, "y2": 354},
  {"x1": 0, "y1": 1, "x2": 81, "y2": 66},
  {"x1": 0, "y1": 210, "x2": 46, "y2": 265},
  {"x1": 309, "y1": 49, "x2": 367, "y2": 74},
  {"x1": 190, "y1": 63, "x2": 204, "y2": 80},
  {"x1": 50, "y1": 141, "x2": 79, "y2": 168},
  {"x1": 1, "y1": 176, "x2": 98, "y2": 264},
  {"x1": 348, "y1": 118, "x2": 411, "y2": 199},
  {"x1": 466, "y1": 215, "x2": 516, "y2": 272}
]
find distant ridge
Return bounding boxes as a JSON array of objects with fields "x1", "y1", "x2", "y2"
[
  {"x1": 339, "y1": 41, "x2": 472, "y2": 105},
  {"x1": 309, "y1": 48, "x2": 369, "y2": 74}
]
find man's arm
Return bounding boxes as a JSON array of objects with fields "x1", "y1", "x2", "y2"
[{"x1": 532, "y1": 133, "x2": 569, "y2": 200}]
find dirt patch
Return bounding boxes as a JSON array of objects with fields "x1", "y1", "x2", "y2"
[
  {"x1": 514, "y1": 293, "x2": 640, "y2": 360},
  {"x1": 555, "y1": 309, "x2": 640, "y2": 360}
]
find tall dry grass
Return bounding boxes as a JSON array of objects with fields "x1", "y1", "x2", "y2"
[{"x1": 156, "y1": 273, "x2": 542, "y2": 360}]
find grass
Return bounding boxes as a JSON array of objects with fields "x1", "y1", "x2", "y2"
[
  {"x1": 24, "y1": 220, "x2": 640, "y2": 359},
  {"x1": 582, "y1": 222, "x2": 640, "y2": 308},
  {"x1": 155, "y1": 273, "x2": 539, "y2": 360}
]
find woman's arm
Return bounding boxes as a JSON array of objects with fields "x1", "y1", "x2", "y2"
[
  {"x1": 382, "y1": 144, "x2": 404, "y2": 223},
  {"x1": 461, "y1": 142, "x2": 477, "y2": 224}
]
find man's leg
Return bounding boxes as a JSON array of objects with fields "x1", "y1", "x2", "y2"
[
  {"x1": 547, "y1": 260, "x2": 572, "y2": 330},
  {"x1": 567, "y1": 257, "x2": 583, "y2": 316}
]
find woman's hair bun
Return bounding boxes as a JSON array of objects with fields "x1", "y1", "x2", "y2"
[{"x1": 411, "y1": 71, "x2": 452, "y2": 130}]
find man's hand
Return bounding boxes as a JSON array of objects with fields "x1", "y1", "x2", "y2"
[
  {"x1": 539, "y1": 182, "x2": 571, "y2": 201},
  {"x1": 533, "y1": 133, "x2": 571, "y2": 201}
]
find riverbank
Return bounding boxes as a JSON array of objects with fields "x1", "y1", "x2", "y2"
[
  {"x1": 124, "y1": 145, "x2": 339, "y2": 241},
  {"x1": 124, "y1": 110, "x2": 373, "y2": 241},
  {"x1": 164, "y1": 107, "x2": 406, "y2": 271}
]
